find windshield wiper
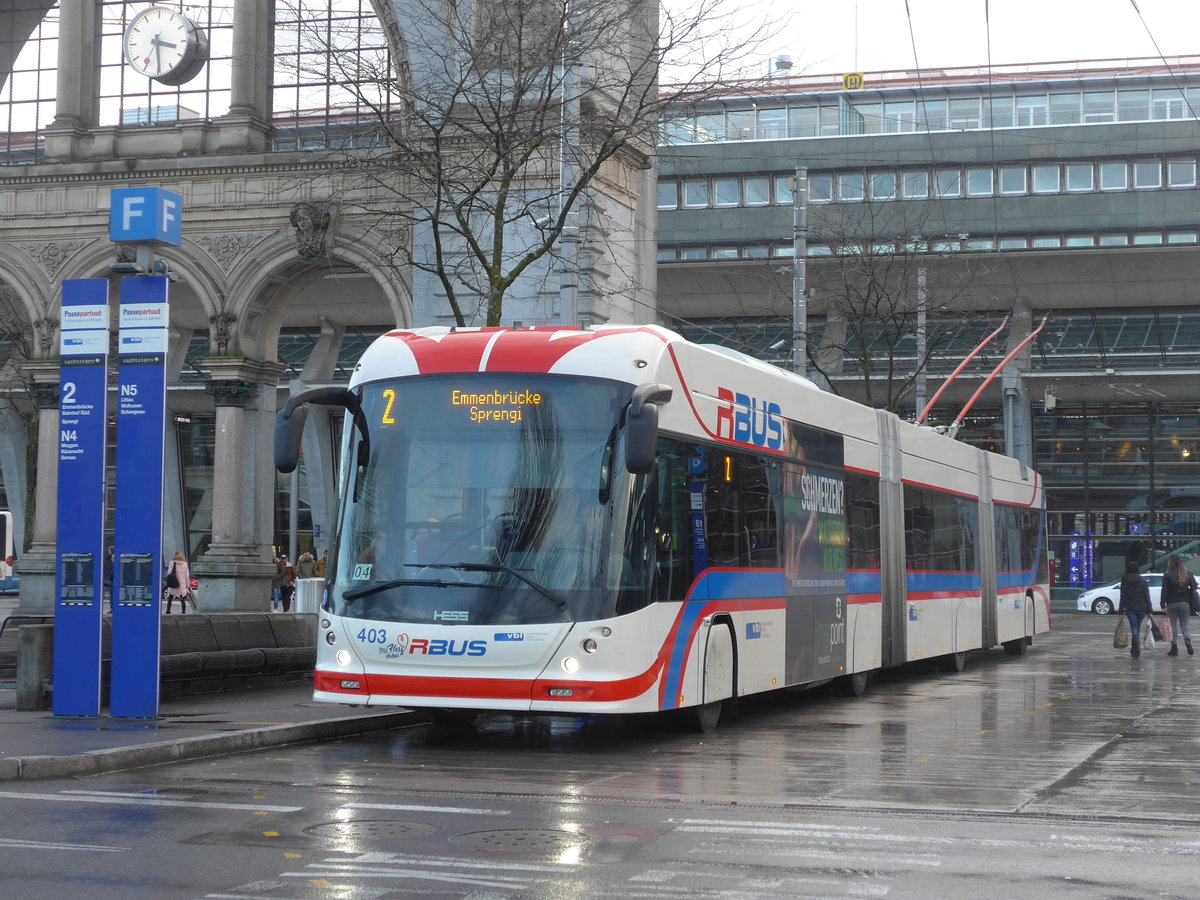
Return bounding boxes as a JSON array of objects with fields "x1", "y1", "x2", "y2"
[
  {"x1": 406, "y1": 562, "x2": 568, "y2": 610},
  {"x1": 343, "y1": 578, "x2": 456, "y2": 602}
]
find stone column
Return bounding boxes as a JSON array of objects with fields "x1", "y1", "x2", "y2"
[
  {"x1": 14, "y1": 364, "x2": 60, "y2": 614},
  {"x1": 192, "y1": 358, "x2": 284, "y2": 609},
  {"x1": 0, "y1": 404, "x2": 29, "y2": 557},
  {"x1": 219, "y1": 0, "x2": 272, "y2": 152},
  {"x1": 43, "y1": 0, "x2": 99, "y2": 161}
]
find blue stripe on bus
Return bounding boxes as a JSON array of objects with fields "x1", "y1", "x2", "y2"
[
  {"x1": 659, "y1": 564, "x2": 1042, "y2": 710},
  {"x1": 692, "y1": 568, "x2": 788, "y2": 600},
  {"x1": 904, "y1": 571, "x2": 983, "y2": 592},
  {"x1": 660, "y1": 599, "x2": 711, "y2": 711}
]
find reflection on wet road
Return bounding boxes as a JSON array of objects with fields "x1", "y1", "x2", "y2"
[{"x1": 4, "y1": 614, "x2": 1200, "y2": 899}]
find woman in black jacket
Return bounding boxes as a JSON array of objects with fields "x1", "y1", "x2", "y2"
[
  {"x1": 1160, "y1": 553, "x2": 1196, "y2": 657},
  {"x1": 1118, "y1": 561, "x2": 1153, "y2": 658}
]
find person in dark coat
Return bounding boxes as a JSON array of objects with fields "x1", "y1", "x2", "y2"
[
  {"x1": 1118, "y1": 561, "x2": 1153, "y2": 658},
  {"x1": 1160, "y1": 553, "x2": 1196, "y2": 657}
]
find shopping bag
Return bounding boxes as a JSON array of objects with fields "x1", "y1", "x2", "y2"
[
  {"x1": 1150, "y1": 616, "x2": 1163, "y2": 642},
  {"x1": 1159, "y1": 613, "x2": 1173, "y2": 644},
  {"x1": 1191, "y1": 590, "x2": 1199, "y2": 616},
  {"x1": 1114, "y1": 616, "x2": 1130, "y2": 649}
]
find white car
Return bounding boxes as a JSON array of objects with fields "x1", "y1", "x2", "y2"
[{"x1": 1077, "y1": 574, "x2": 1163, "y2": 615}]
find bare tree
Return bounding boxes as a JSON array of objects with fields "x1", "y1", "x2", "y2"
[
  {"x1": 802, "y1": 201, "x2": 1003, "y2": 414},
  {"x1": 277, "y1": 0, "x2": 774, "y2": 326}
]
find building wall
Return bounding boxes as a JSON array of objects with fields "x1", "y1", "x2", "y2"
[
  {"x1": 0, "y1": 0, "x2": 657, "y2": 611},
  {"x1": 657, "y1": 64, "x2": 1200, "y2": 590}
]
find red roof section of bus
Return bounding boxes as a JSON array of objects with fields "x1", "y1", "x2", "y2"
[{"x1": 382, "y1": 326, "x2": 662, "y2": 374}]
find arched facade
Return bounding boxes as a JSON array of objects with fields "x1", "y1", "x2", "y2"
[
  {"x1": 0, "y1": 2, "x2": 417, "y2": 610},
  {"x1": 0, "y1": 0, "x2": 657, "y2": 611}
]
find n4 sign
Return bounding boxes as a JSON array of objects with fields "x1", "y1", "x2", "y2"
[{"x1": 714, "y1": 387, "x2": 783, "y2": 450}]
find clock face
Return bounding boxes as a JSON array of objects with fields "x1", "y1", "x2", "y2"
[{"x1": 124, "y1": 6, "x2": 208, "y2": 85}]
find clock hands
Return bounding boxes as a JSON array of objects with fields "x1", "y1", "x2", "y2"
[{"x1": 146, "y1": 33, "x2": 179, "y2": 75}]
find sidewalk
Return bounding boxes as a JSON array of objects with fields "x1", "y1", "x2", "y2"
[
  {"x1": 0, "y1": 593, "x2": 418, "y2": 781},
  {"x1": 0, "y1": 677, "x2": 418, "y2": 782}
]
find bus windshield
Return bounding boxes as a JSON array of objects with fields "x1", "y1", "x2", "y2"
[{"x1": 331, "y1": 373, "x2": 639, "y2": 625}]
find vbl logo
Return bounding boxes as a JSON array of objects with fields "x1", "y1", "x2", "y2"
[{"x1": 715, "y1": 387, "x2": 783, "y2": 450}]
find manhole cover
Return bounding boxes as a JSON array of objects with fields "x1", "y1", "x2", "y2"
[
  {"x1": 305, "y1": 820, "x2": 439, "y2": 841},
  {"x1": 450, "y1": 829, "x2": 588, "y2": 852}
]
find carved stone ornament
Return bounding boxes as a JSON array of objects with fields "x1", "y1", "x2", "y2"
[
  {"x1": 208, "y1": 312, "x2": 237, "y2": 356},
  {"x1": 21, "y1": 240, "x2": 85, "y2": 278},
  {"x1": 289, "y1": 202, "x2": 332, "y2": 260},
  {"x1": 196, "y1": 233, "x2": 258, "y2": 266},
  {"x1": 32, "y1": 318, "x2": 57, "y2": 358},
  {"x1": 205, "y1": 379, "x2": 258, "y2": 408},
  {"x1": 28, "y1": 382, "x2": 59, "y2": 409}
]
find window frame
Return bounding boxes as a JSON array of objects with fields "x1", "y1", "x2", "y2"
[{"x1": 1032, "y1": 164, "x2": 1061, "y2": 194}]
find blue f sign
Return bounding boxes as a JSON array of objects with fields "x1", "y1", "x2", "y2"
[{"x1": 109, "y1": 187, "x2": 183, "y2": 246}]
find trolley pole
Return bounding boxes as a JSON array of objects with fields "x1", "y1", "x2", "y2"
[{"x1": 792, "y1": 165, "x2": 808, "y2": 376}]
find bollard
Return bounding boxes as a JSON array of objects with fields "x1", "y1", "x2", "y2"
[
  {"x1": 294, "y1": 578, "x2": 324, "y2": 614},
  {"x1": 16, "y1": 624, "x2": 54, "y2": 711}
]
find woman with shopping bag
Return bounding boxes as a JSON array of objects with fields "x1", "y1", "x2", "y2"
[
  {"x1": 163, "y1": 550, "x2": 190, "y2": 615},
  {"x1": 1159, "y1": 553, "x2": 1195, "y2": 657},
  {"x1": 1118, "y1": 561, "x2": 1153, "y2": 658}
]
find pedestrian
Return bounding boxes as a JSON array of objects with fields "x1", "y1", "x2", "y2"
[
  {"x1": 271, "y1": 555, "x2": 285, "y2": 610},
  {"x1": 281, "y1": 556, "x2": 297, "y2": 612},
  {"x1": 1118, "y1": 561, "x2": 1153, "y2": 657},
  {"x1": 297, "y1": 550, "x2": 316, "y2": 579},
  {"x1": 163, "y1": 550, "x2": 190, "y2": 615},
  {"x1": 1160, "y1": 553, "x2": 1196, "y2": 657},
  {"x1": 313, "y1": 550, "x2": 327, "y2": 579}
]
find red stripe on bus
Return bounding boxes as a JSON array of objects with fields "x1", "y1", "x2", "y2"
[
  {"x1": 906, "y1": 591, "x2": 983, "y2": 602},
  {"x1": 848, "y1": 594, "x2": 881, "y2": 605},
  {"x1": 900, "y1": 477, "x2": 978, "y2": 499},
  {"x1": 316, "y1": 664, "x2": 666, "y2": 705},
  {"x1": 845, "y1": 465, "x2": 879, "y2": 477}
]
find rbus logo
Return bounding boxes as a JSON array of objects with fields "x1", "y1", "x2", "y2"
[
  {"x1": 715, "y1": 387, "x2": 783, "y2": 450},
  {"x1": 408, "y1": 638, "x2": 488, "y2": 657}
]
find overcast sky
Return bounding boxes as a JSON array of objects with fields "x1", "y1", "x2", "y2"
[{"x1": 756, "y1": 0, "x2": 1200, "y2": 76}]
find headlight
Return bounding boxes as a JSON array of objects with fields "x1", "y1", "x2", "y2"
[
  {"x1": 561, "y1": 656, "x2": 580, "y2": 674},
  {"x1": 582, "y1": 638, "x2": 598, "y2": 654},
  {"x1": 336, "y1": 649, "x2": 352, "y2": 666}
]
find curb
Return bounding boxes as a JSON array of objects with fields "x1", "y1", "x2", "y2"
[{"x1": 0, "y1": 709, "x2": 418, "y2": 782}]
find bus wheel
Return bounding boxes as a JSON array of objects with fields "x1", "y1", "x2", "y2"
[
  {"x1": 835, "y1": 670, "x2": 871, "y2": 697},
  {"x1": 939, "y1": 650, "x2": 968, "y2": 673},
  {"x1": 1003, "y1": 637, "x2": 1030, "y2": 656},
  {"x1": 690, "y1": 624, "x2": 734, "y2": 733}
]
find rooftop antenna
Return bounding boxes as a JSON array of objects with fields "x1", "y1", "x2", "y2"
[{"x1": 854, "y1": 0, "x2": 859, "y2": 71}]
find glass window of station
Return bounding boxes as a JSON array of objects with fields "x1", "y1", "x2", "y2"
[{"x1": 663, "y1": 81, "x2": 1200, "y2": 146}]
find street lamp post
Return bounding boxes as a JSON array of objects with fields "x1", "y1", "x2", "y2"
[{"x1": 792, "y1": 165, "x2": 808, "y2": 376}]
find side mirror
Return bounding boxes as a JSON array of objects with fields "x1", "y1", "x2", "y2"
[
  {"x1": 626, "y1": 383, "x2": 672, "y2": 475},
  {"x1": 275, "y1": 386, "x2": 354, "y2": 473}
]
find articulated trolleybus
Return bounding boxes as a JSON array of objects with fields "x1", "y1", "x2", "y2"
[{"x1": 276, "y1": 324, "x2": 1048, "y2": 730}]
